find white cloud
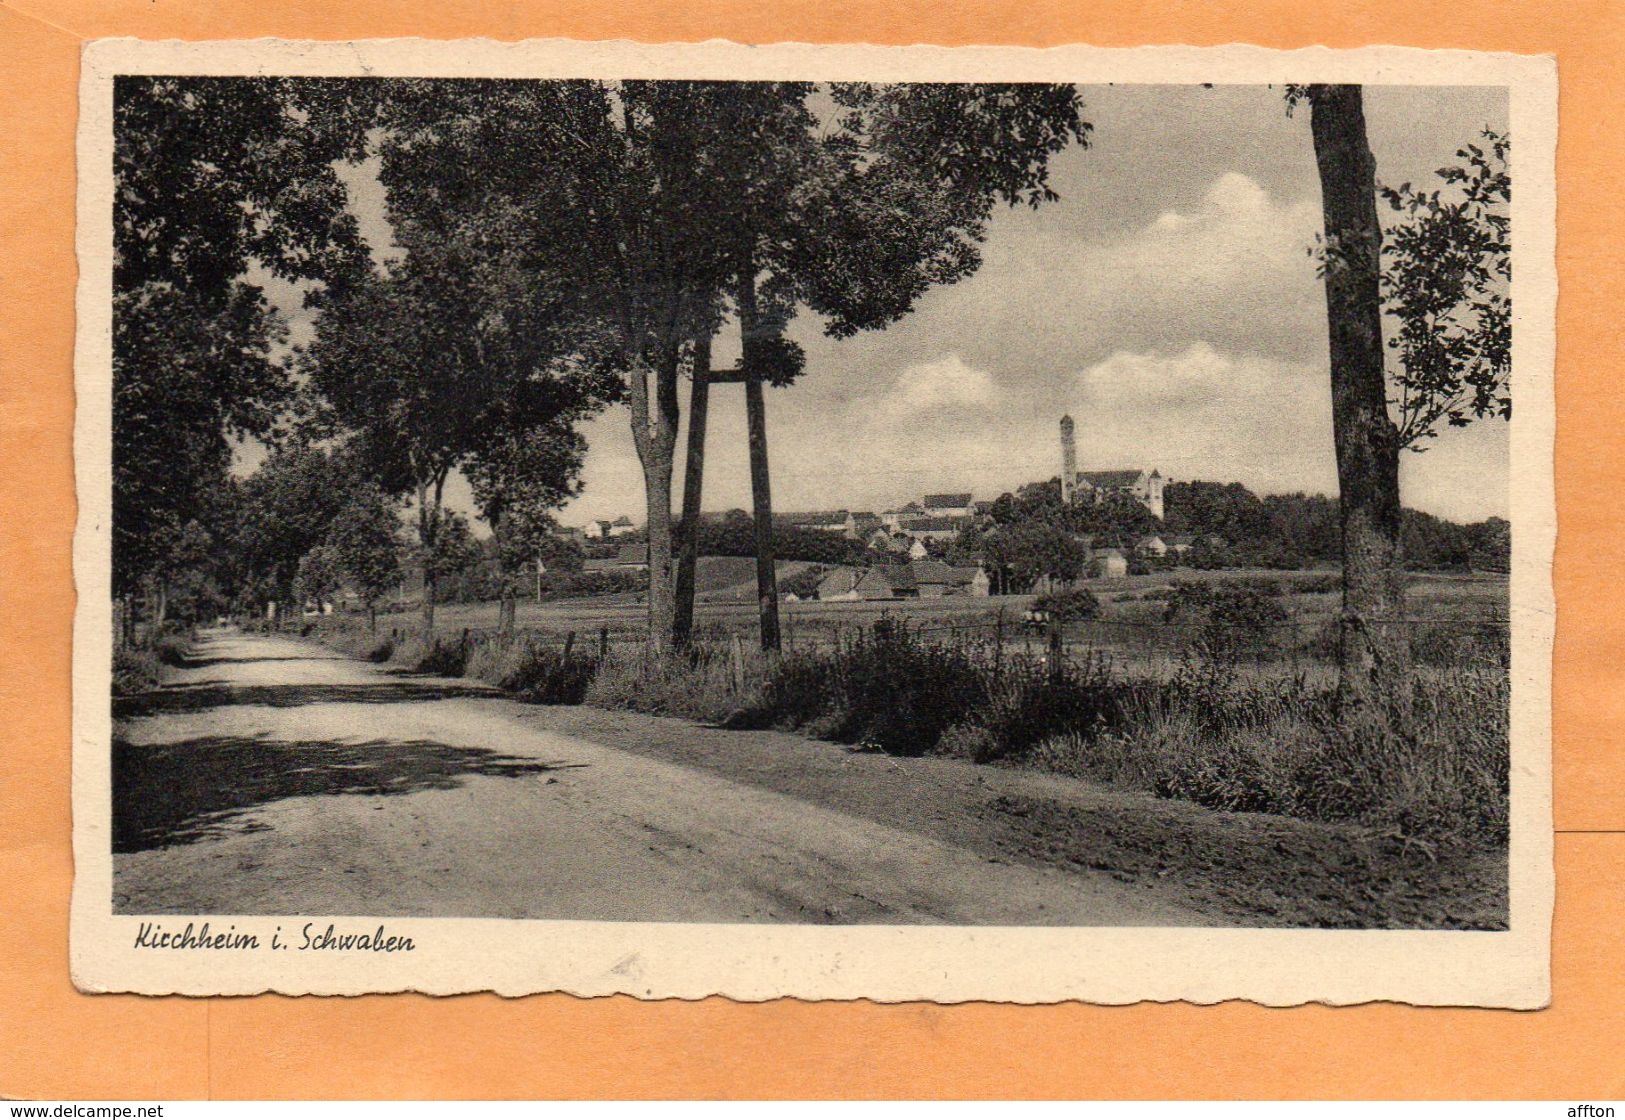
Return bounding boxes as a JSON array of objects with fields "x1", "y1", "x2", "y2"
[
  {"x1": 874, "y1": 353, "x2": 997, "y2": 418},
  {"x1": 1064, "y1": 343, "x2": 1338, "y2": 495}
]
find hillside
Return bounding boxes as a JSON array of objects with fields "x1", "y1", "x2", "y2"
[{"x1": 694, "y1": 557, "x2": 818, "y2": 602}]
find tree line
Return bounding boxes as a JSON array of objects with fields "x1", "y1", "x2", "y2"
[{"x1": 112, "y1": 76, "x2": 1511, "y2": 724}]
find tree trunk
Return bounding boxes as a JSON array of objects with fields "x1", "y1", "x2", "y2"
[
  {"x1": 672, "y1": 335, "x2": 712, "y2": 650},
  {"x1": 493, "y1": 507, "x2": 517, "y2": 642},
  {"x1": 629, "y1": 349, "x2": 681, "y2": 658},
  {"x1": 498, "y1": 589, "x2": 517, "y2": 641},
  {"x1": 745, "y1": 377, "x2": 781, "y2": 653},
  {"x1": 737, "y1": 246, "x2": 781, "y2": 652},
  {"x1": 1307, "y1": 84, "x2": 1410, "y2": 719},
  {"x1": 416, "y1": 475, "x2": 437, "y2": 637}
]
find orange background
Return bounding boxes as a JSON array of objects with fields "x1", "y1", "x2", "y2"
[{"x1": 2, "y1": 0, "x2": 1621, "y2": 1100}]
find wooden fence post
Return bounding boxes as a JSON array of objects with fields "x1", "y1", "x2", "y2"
[
  {"x1": 1048, "y1": 619, "x2": 1063, "y2": 678},
  {"x1": 563, "y1": 630, "x2": 576, "y2": 660},
  {"x1": 730, "y1": 634, "x2": 746, "y2": 694},
  {"x1": 598, "y1": 626, "x2": 609, "y2": 666}
]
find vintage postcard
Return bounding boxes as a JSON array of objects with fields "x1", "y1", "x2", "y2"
[{"x1": 71, "y1": 37, "x2": 1556, "y2": 1005}]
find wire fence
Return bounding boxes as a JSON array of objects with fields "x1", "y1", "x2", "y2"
[{"x1": 355, "y1": 601, "x2": 1509, "y2": 684}]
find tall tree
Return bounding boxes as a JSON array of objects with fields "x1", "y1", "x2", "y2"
[
  {"x1": 1306, "y1": 84, "x2": 1408, "y2": 716},
  {"x1": 366, "y1": 79, "x2": 1086, "y2": 654},
  {"x1": 1379, "y1": 130, "x2": 1511, "y2": 446},
  {"x1": 112, "y1": 77, "x2": 370, "y2": 610},
  {"x1": 304, "y1": 233, "x2": 608, "y2": 634},
  {"x1": 228, "y1": 445, "x2": 356, "y2": 618},
  {"x1": 664, "y1": 81, "x2": 1090, "y2": 650},
  {"x1": 465, "y1": 417, "x2": 592, "y2": 638},
  {"x1": 1302, "y1": 87, "x2": 1511, "y2": 716},
  {"x1": 325, "y1": 487, "x2": 406, "y2": 632}
]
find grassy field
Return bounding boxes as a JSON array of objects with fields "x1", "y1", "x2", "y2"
[
  {"x1": 315, "y1": 562, "x2": 1510, "y2": 893},
  {"x1": 378, "y1": 567, "x2": 1508, "y2": 668}
]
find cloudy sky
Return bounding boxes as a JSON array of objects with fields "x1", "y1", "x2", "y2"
[{"x1": 255, "y1": 83, "x2": 1511, "y2": 528}]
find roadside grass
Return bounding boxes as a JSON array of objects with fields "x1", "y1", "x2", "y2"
[
  {"x1": 313, "y1": 570, "x2": 1510, "y2": 851},
  {"x1": 112, "y1": 647, "x2": 162, "y2": 696}
]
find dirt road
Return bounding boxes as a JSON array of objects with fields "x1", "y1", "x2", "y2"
[{"x1": 113, "y1": 629, "x2": 1203, "y2": 924}]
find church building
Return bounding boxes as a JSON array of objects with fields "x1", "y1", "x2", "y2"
[{"x1": 1059, "y1": 414, "x2": 1166, "y2": 520}]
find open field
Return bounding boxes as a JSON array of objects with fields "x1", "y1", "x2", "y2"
[{"x1": 369, "y1": 567, "x2": 1509, "y2": 677}]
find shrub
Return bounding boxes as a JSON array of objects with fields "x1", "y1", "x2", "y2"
[
  {"x1": 1163, "y1": 581, "x2": 1290, "y2": 666},
  {"x1": 112, "y1": 648, "x2": 161, "y2": 696},
  {"x1": 467, "y1": 637, "x2": 598, "y2": 704},
  {"x1": 749, "y1": 651, "x2": 836, "y2": 730},
  {"x1": 586, "y1": 644, "x2": 760, "y2": 723},
  {"x1": 1031, "y1": 587, "x2": 1101, "y2": 621},
  {"x1": 819, "y1": 627, "x2": 989, "y2": 755},
  {"x1": 970, "y1": 657, "x2": 1129, "y2": 763},
  {"x1": 413, "y1": 636, "x2": 469, "y2": 677},
  {"x1": 154, "y1": 634, "x2": 191, "y2": 667}
]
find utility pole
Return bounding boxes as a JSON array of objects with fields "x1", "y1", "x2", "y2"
[
  {"x1": 672, "y1": 336, "x2": 712, "y2": 650},
  {"x1": 737, "y1": 242, "x2": 781, "y2": 652}
]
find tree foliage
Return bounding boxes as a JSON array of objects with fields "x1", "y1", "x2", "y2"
[
  {"x1": 111, "y1": 77, "x2": 371, "y2": 600},
  {"x1": 1379, "y1": 130, "x2": 1511, "y2": 447},
  {"x1": 362, "y1": 79, "x2": 1088, "y2": 649},
  {"x1": 325, "y1": 488, "x2": 406, "y2": 617}
]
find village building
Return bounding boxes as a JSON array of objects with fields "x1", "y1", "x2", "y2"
[
  {"x1": 906, "y1": 538, "x2": 930, "y2": 560},
  {"x1": 782, "y1": 510, "x2": 854, "y2": 534},
  {"x1": 605, "y1": 516, "x2": 638, "y2": 538},
  {"x1": 816, "y1": 567, "x2": 864, "y2": 601},
  {"x1": 1058, "y1": 414, "x2": 1166, "y2": 519},
  {"x1": 817, "y1": 560, "x2": 986, "y2": 601},
  {"x1": 879, "y1": 502, "x2": 922, "y2": 532},
  {"x1": 921, "y1": 492, "x2": 974, "y2": 519},
  {"x1": 910, "y1": 559, "x2": 989, "y2": 598},
  {"x1": 894, "y1": 515, "x2": 965, "y2": 542},
  {"x1": 1136, "y1": 534, "x2": 1168, "y2": 559},
  {"x1": 853, "y1": 564, "x2": 919, "y2": 600}
]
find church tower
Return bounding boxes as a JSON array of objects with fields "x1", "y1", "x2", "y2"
[{"x1": 1059, "y1": 414, "x2": 1077, "y2": 504}]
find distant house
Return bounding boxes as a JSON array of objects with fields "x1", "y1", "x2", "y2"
[
  {"x1": 849, "y1": 512, "x2": 883, "y2": 539},
  {"x1": 894, "y1": 515, "x2": 966, "y2": 542},
  {"x1": 1136, "y1": 535, "x2": 1168, "y2": 559},
  {"x1": 582, "y1": 520, "x2": 611, "y2": 540},
  {"x1": 1168, "y1": 533, "x2": 1196, "y2": 556},
  {"x1": 1092, "y1": 548, "x2": 1128, "y2": 579},
  {"x1": 906, "y1": 538, "x2": 930, "y2": 560},
  {"x1": 782, "y1": 510, "x2": 854, "y2": 535},
  {"x1": 1070, "y1": 468, "x2": 1166, "y2": 521},
  {"x1": 880, "y1": 502, "x2": 923, "y2": 532},
  {"x1": 911, "y1": 560, "x2": 989, "y2": 599},
  {"x1": 922, "y1": 492, "x2": 974, "y2": 518},
  {"x1": 854, "y1": 564, "x2": 919, "y2": 600},
  {"x1": 816, "y1": 567, "x2": 864, "y2": 601},
  {"x1": 605, "y1": 516, "x2": 638, "y2": 538}
]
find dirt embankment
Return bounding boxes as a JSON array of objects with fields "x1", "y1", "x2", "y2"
[{"x1": 524, "y1": 705, "x2": 1508, "y2": 929}]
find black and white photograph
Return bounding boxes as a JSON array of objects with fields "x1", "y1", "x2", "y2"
[{"x1": 72, "y1": 39, "x2": 1555, "y2": 1005}]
